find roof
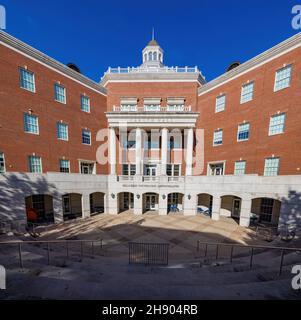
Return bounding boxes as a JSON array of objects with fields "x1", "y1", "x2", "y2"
[{"x1": 148, "y1": 39, "x2": 159, "y2": 46}]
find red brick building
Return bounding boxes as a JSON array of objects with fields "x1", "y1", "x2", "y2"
[{"x1": 0, "y1": 31, "x2": 300, "y2": 230}]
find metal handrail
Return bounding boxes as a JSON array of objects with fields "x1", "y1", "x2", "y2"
[
  {"x1": 196, "y1": 241, "x2": 301, "y2": 276},
  {"x1": 0, "y1": 239, "x2": 103, "y2": 269}
]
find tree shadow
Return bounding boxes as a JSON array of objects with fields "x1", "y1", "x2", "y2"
[
  {"x1": 0, "y1": 173, "x2": 59, "y2": 223},
  {"x1": 279, "y1": 190, "x2": 301, "y2": 232}
]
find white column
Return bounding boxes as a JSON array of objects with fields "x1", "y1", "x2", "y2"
[
  {"x1": 185, "y1": 128, "x2": 194, "y2": 176},
  {"x1": 211, "y1": 196, "x2": 221, "y2": 221},
  {"x1": 183, "y1": 194, "x2": 197, "y2": 216},
  {"x1": 239, "y1": 199, "x2": 252, "y2": 227},
  {"x1": 136, "y1": 128, "x2": 142, "y2": 175},
  {"x1": 159, "y1": 194, "x2": 168, "y2": 216},
  {"x1": 161, "y1": 128, "x2": 168, "y2": 175},
  {"x1": 82, "y1": 194, "x2": 91, "y2": 219},
  {"x1": 134, "y1": 194, "x2": 143, "y2": 215},
  {"x1": 53, "y1": 195, "x2": 63, "y2": 224},
  {"x1": 109, "y1": 128, "x2": 117, "y2": 175}
]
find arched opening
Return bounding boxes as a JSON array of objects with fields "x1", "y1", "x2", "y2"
[
  {"x1": 159, "y1": 53, "x2": 162, "y2": 62},
  {"x1": 90, "y1": 192, "x2": 105, "y2": 216},
  {"x1": 251, "y1": 198, "x2": 281, "y2": 226},
  {"x1": 197, "y1": 193, "x2": 213, "y2": 217},
  {"x1": 148, "y1": 51, "x2": 153, "y2": 61},
  {"x1": 153, "y1": 52, "x2": 157, "y2": 61},
  {"x1": 144, "y1": 53, "x2": 147, "y2": 62},
  {"x1": 62, "y1": 193, "x2": 82, "y2": 221},
  {"x1": 168, "y1": 193, "x2": 184, "y2": 214},
  {"x1": 118, "y1": 192, "x2": 134, "y2": 214},
  {"x1": 143, "y1": 193, "x2": 159, "y2": 214},
  {"x1": 25, "y1": 195, "x2": 54, "y2": 224},
  {"x1": 220, "y1": 195, "x2": 242, "y2": 220}
]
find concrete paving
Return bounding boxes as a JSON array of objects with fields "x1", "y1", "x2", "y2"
[{"x1": 0, "y1": 213, "x2": 300, "y2": 300}]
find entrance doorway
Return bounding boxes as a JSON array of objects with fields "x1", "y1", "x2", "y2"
[
  {"x1": 146, "y1": 194, "x2": 156, "y2": 211},
  {"x1": 232, "y1": 198, "x2": 241, "y2": 218}
]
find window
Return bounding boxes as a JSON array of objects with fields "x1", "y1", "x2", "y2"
[
  {"x1": 60, "y1": 159, "x2": 70, "y2": 173},
  {"x1": 0, "y1": 152, "x2": 5, "y2": 173},
  {"x1": 122, "y1": 164, "x2": 136, "y2": 176},
  {"x1": 80, "y1": 162, "x2": 95, "y2": 174},
  {"x1": 166, "y1": 164, "x2": 180, "y2": 176},
  {"x1": 81, "y1": 95, "x2": 90, "y2": 113},
  {"x1": 29, "y1": 156, "x2": 42, "y2": 173},
  {"x1": 215, "y1": 95, "x2": 226, "y2": 113},
  {"x1": 269, "y1": 113, "x2": 286, "y2": 136},
  {"x1": 24, "y1": 113, "x2": 39, "y2": 134},
  {"x1": 240, "y1": 82, "x2": 254, "y2": 104},
  {"x1": 274, "y1": 65, "x2": 292, "y2": 92},
  {"x1": 19, "y1": 68, "x2": 35, "y2": 92},
  {"x1": 208, "y1": 163, "x2": 224, "y2": 176},
  {"x1": 264, "y1": 158, "x2": 280, "y2": 176},
  {"x1": 82, "y1": 129, "x2": 91, "y2": 145},
  {"x1": 57, "y1": 122, "x2": 68, "y2": 141},
  {"x1": 54, "y1": 84, "x2": 66, "y2": 103},
  {"x1": 234, "y1": 161, "x2": 246, "y2": 175},
  {"x1": 260, "y1": 198, "x2": 274, "y2": 223},
  {"x1": 145, "y1": 132, "x2": 160, "y2": 149},
  {"x1": 213, "y1": 129, "x2": 223, "y2": 146},
  {"x1": 237, "y1": 123, "x2": 250, "y2": 141}
]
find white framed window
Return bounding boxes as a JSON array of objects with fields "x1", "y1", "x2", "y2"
[
  {"x1": 215, "y1": 95, "x2": 226, "y2": 113},
  {"x1": 213, "y1": 129, "x2": 223, "y2": 146},
  {"x1": 274, "y1": 65, "x2": 292, "y2": 92},
  {"x1": 0, "y1": 152, "x2": 5, "y2": 173},
  {"x1": 237, "y1": 123, "x2": 250, "y2": 141},
  {"x1": 269, "y1": 113, "x2": 286, "y2": 136},
  {"x1": 60, "y1": 159, "x2": 70, "y2": 173},
  {"x1": 122, "y1": 164, "x2": 136, "y2": 176},
  {"x1": 240, "y1": 82, "x2": 254, "y2": 104},
  {"x1": 19, "y1": 68, "x2": 35, "y2": 92},
  {"x1": 29, "y1": 156, "x2": 42, "y2": 173},
  {"x1": 234, "y1": 161, "x2": 246, "y2": 175},
  {"x1": 81, "y1": 95, "x2": 90, "y2": 113},
  {"x1": 166, "y1": 164, "x2": 180, "y2": 176},
  {"x1": 208, "y1": 163, "x2": 225, "y2": 176},
  {"x1": 57, "y1": 122, "x2": 68, "y2": 141},
  {"x1": 80, "y1": 161, "x2": 95, "y2": 174},
  {"x1": 54, "y1": 83, "x2": 66, "y2": 104},
  {"x1": 82, "y1": 129, "x2": 91, "y2": 145},
  {"x1": 264, "y1": 158, "x2": 280, "y2": 176},
  {"x1": 24, "y1": 113, "x2": 39, "y2": 134}
]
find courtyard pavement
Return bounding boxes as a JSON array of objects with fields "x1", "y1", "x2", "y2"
[{"x1": 41, "y1": 212, "x2": 263, "y2": 262}]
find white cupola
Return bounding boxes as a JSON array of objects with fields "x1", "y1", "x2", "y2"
[{"x1": 141, "y1": 31, "x2": 164, "y2": 69}]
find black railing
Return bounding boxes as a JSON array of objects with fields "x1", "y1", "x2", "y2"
[
  {"x1": 129, "y1": 242, "x2": 169, "y2": 266},
  {"x1": 196, "y1": 241, "x2": 301, "y2": 276},
  {"x1": 0, "y1": 239, "x2": 103, "y2": 269}
]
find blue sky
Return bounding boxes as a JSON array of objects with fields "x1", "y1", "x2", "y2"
[{"x1": 1, "y1": 0, "x2": 300, "y2": 82}]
